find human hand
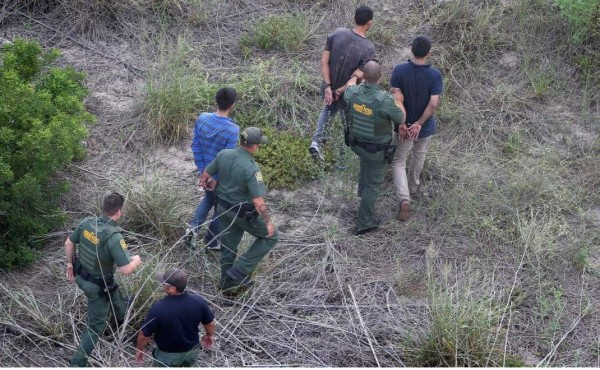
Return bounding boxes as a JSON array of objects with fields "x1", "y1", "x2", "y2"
[
  {"x1": 131, "y1": 255, "x2": 142, "y2": 268},
  {"x1": 66, "y1": 263, "x2": 74, "y2": 283},
  {"x1": 135, "y1": 350, "x2": 144, "y2": 363},
  {"x1": 205, "y1": 178, "x2": 217, "y2": 191},
  {"x1": 323, "y1": 87, "x2": 333, "y2": 105},
  {"x1": 399, "y1": 124, "x2": 409, "y2": 143},
  {"x1": 266, "y1": 221, "x2": 276, "y2": 237},
  {"x1": 408, "y1": 123, "x2": 421, "y2": 140},
  {"x1": 201, "y1": 334, "x2": 214, "y2": 350}
]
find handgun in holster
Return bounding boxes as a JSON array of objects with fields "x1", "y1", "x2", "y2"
[{"x1": 384, "y1": 144, "x2": 396, "y2": 164}]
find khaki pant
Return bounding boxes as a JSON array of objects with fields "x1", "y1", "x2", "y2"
[{"x1": 391, "y1": 134, "x2": 432, "y2": 202}]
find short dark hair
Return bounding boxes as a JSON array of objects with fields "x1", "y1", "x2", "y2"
[
  {"x1": 411, "y1": 35, "x2": 432, "y2": 58},
  {"x1": 354, "y1": 6, "x2": 373, "y2": 26},
  {"x1": 215, "y1": 87, "x2": 236, "y2": 110},
  {"x1": 103, "y1": 193, "x2": 124, "y2": 216}
]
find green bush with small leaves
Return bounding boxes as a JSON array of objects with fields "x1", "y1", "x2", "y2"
[
  {"x1": 0, "y1": 39, "x2": 93, "y2": 269},
  {"x1": 253, "y1": 128, "x2": 334, "y2": 189},
  {"x1": 240, "y1": 14, "x2": 309, "y2": 52}
]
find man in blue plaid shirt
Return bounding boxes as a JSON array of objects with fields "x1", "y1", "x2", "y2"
[{"x1": 185, "y1": 87, "x2": 239, "y2": 251}]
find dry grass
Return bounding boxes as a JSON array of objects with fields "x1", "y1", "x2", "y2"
[{"x1": 1, "y1": 0, "x2": 600, "y2": 367}]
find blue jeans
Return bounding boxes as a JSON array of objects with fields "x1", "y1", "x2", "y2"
[
  {"x1": 311, "y1": 87, "x2": 349, "y2": 144},
  {"x1": 190, "y1": 190, "x2": 219, "y2": 247}
]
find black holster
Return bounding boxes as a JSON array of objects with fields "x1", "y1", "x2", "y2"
[
  {"x1": 344, "y1": 125, "x2": 351, "y2": 147},
  {"x1": 74, "y1": 257, "x2": 118, "y2": 301},
  {"x1": 384, "y1": 143, "x2": 396, "y2": 164}
]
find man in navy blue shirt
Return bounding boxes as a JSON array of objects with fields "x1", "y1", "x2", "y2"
[
  {"x1": 185, "y1": 88, "x2": 239, "y2": 251},
  {"x1": 136, "y1": 268, "x2": 215, "y2": 367},
  {"x1": 390, "y1": 36, "x2": 443, "y2": 221}
]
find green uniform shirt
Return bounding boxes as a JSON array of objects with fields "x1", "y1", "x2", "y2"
[
  {"x1": 344, "y1": 83, "x2": 404, "y2": 144},
  {"x1": 205, "y1": 147, "x2": 266, "y2": 204},
  {"x1": 69, "y1": 216, "x2": 130, "y2": 277}
]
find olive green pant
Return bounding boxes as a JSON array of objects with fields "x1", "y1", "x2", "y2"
[
  {"x1": 216, "y1": 203, "x2": 279, "y2": 285},
  {"x1": 350, "y1": 145, "x2": 387, "y2": 230},
  {"x1": 70, "y1": 275, "x2": 126, "y2": 367},
  {"x1": 152, "y1": 346, "x2": 200, "y2": 367}
]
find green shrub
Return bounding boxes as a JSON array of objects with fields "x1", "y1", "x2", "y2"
[
  {"x1": 241, "y1": 14, "x2": 309, "y2": 52},
  {"x1": 228, "y1": 60, "x2": 319, "y2": 131},
  {"x1": 406, "y1": 272, "x2": 509, "y2": 367},
  {"x1": 253, "y1": 128, "x2": 334, "y2": 189},
  {"x1": 0, "y1": 39, "x2": 92, "y2": 270},
  {"x1": 555, "y1": 0, "x2": 600, "y2": 45},
  {"x1": 123, "y1": 171, "x2": 189, "y2": 242}
]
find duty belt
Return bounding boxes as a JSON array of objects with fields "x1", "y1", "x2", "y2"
[
  {"x1": 75, "y1": 260, "x2": 114, "y2": 286},
  {"x1": 217, "y1": 198, "x2": 255, "y2": 215},
  {"x1": 350, "y1": 136, "x2": 387, "y2": 153}
]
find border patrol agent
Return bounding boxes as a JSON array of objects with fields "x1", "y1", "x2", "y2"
[
  {"x1": 199, "y1": 127, "x2": 278, "y2": 295},
  {"x1": 344, "y1": 60, "x2": 405, "y2": 235},
  {"x1": 64, "y1": 193, "x2": 142, "y2": 367}
]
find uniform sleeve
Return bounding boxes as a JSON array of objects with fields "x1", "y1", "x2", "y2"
[
  {"x1": 205, "y1": 152, "x2": 219, "y2": 176},
  {"x1": 390, "y1": 66, "x2": 401, "y2": 89},
  {"x1": 381, "y1": 95, "x2": 404, "y2": 125},
  {"x1": 107, "y1": 234, "x2": 131, "y2": 267},
  {"x1": 141, "y1": 305, "x2": 159, "y2": 337},
  {"x1": 343, "y1": 85, "x2": 358, "y2": 104},
  {"x1": 245, "y1": 165, "x2": 266, "y2": 199},
  {"x1": 69, "y1": 221, "x2": 84, "y2": 244},
  {"x1": 431, "y1": 70, "x2": 443, "y2": 96}
]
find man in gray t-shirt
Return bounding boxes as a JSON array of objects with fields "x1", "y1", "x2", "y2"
[{"x1": 309, "y1": 6, "x2": 376, "y2": 163}]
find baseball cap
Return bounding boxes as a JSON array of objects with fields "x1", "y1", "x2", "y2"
[
  {"x1": 240, "y1": 127, "x2": 268, "y2": 145},
  {"x1": 155, "y1": 268, "x2": 187, "y2": 291}
]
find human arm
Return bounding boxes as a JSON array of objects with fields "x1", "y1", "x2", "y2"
[
  {"x1": 64, "y1": 237, "x2": 76, "y2": 282},
  {"x1": 135, "y1": 331, "x2": 152, "y2": 363},
  {"x1": 201, "y1": 320, "x2": 216, "y2": 350},
  {"x1": 252, "y1": 197, "x2": 275, "y2": 237},
  {"x1": 333, "y1": 69, "x2": 362, "y2": 100},
  {"x1": 117, "y1": 255, "x2": 141, "y2": 275},
  {"x1": 407, "y1": 95, "x2": 440, "y2": 140},
  {"x1": 320, "y1": 50, "x2": 334, "y2": 105}
]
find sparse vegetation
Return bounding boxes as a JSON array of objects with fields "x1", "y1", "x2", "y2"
[{"x1": 1, "y1": 0, "x2": 600, "y2": 367}]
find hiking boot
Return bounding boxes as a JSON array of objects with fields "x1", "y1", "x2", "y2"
[
  {"x1": 309, "y1": 141, "x2": 324, "y2": 161},
  {"x1": 397, "y1": 199, "x2": 410, "y2": 221},
  {"x1": 225, "y1": 267, "x2": 255, "y2": 289},
  {"x1": 354, "y1": 218, "x2": 381, "y2": 236}
]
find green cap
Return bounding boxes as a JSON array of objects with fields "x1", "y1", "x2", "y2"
[{"x1": 241, "y1": 127, "x2": 268, "y2": 145}]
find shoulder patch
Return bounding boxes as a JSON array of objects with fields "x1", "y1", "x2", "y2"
[
  {"x1": 255, "y1": 171, "x2": 264, "y2": 183},
  {"x1": 120, "y1": 239, "x2": 128, "y2": 251}
]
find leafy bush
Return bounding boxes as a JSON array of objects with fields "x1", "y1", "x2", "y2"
[
  {"x1": 253, "y1": 128, "x2": 334, "y2": 189},
  {"x1": 240, "y1": 14, "x2": 309, "y2": 52},
  {"x1": 0, "y1": 39, "x2": 92, "y2": 270},
  {"x1": 555, "y1": 0, "x2": 600, "y2": 90}
]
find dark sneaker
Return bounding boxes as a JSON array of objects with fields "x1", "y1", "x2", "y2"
[
  {"x1": 205, "y1": 243, "x2": 221, "y2": 252},
  {"x1": 184, "y1": 227, "x2": 198, "y2": 248},
  {"x1": 354, "y1": 218, "x2": 381, "y2": 235},
  {"x1": 309, "y1": 141, "x2": 324, "y2": 161},
  {"x1": 397, "y1": 200, "x2": 410, "y2": 221}
]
